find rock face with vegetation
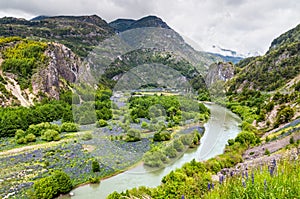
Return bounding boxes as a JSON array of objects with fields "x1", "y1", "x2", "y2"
[
  {"x1": 229, "y1": 23, "x2": 300, "y2": 92},
  {"x1": 0, "y1": 37, "x2": 82, "y2": 105},
  {"x1": 205, "y1": 62, "x2": 234, "y2": 87}
]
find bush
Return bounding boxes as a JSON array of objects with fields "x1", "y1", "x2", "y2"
[
  {"x1": 33, "y1": 170, "x2": 72, "y2": 199},
  {"x1": 125, "y1": 129, "x2": 141, "y2": 142},
  {"x1": 60, "y1": 122, "x2": 78, "y2": 132},
  {"x1": 173, "y1": 139, "x2": 185, "y2": 152},
  {"x1": 141, "y1": 121, "x2": 148, "y2": 129},
  {"x1": 143, "y1": 149, "x2": 167, "y2": 167},
  {"x1": 290, "y1": 136, "x2": 295, "y2": 144},
  {"x1": 25, "y1": 133, "x2": 36, "y2": 142},
  {"x1": 96, "y1": 119, "x2": 108, "y2": 127},
  {"x1": 15, "y1": 129, "x2": 26, "y2": 140},
  {"x1": 235, "y1": 131, "x2": 258, "y2": 145},
  {"x1": 92, "y1": 160, "x2": 100, "y2": 172},
  {"x1": 164, "y1": 145, "x2": 177, "y2": 158},
  {"x1": 264, "y1": 148, "x2": 270, "y2": 156},
  {"x1": 41, "y1": 129, "x2": 60, "y2": 141},
  {"x1": 153, "y1": 131, "x2": 171, "y2": 141},
  {"x1": 81, "y1": 132, "x2": 93, "y2": 141}
]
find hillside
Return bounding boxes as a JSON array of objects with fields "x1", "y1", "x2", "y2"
[
  {"x1": 0, "y1": 15, "x2": 114, "y2": 57},
  {"x1": 229, "y1": 24, "x2": 300, "y2": 92},
  {"x1": 0, "y1": 37, "x2": 81, "y2": 106}
]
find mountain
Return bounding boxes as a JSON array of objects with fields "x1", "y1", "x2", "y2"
[
  {"x1": 0, "y1": 15, "x2": 114, "y2": 57},
  {"x1": 0, "y1": 14, "x2": 222, "y2": 106},
  {"x1": 269, "y1": 23, "x2": 300, "y2": 51},
  {"x1": 228, "y1": 24, "x2": 300, "y2": 92},
  {"x1": 109, "y1": 15, "x2": 171, "y2": 32}
]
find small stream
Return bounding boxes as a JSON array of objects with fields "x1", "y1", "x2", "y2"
[{"x1": 61, "y1": 103, "x2": 241, "y2": 199}]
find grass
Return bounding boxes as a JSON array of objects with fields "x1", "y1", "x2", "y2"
[{"x1": 203, "y1": 153, "x2": 300, "y2": 199}]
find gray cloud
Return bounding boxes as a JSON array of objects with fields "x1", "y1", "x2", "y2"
[{"x1": 0, "y1": 0, "x2": 299, "y2": 54}]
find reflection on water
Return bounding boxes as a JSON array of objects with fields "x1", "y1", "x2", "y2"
[{"x1": 60, "y1": 103, "x2": 241, "y2": 199}]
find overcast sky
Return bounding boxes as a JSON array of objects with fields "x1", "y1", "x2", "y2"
[{"x1": 0, "y1": 0, "x2": 299, "y2": 55}]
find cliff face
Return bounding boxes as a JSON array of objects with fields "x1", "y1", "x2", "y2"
[
  {"x1": 31, "y1": 43, "x2": 81, "y2": 100},
  {"x1": 205, "y1": 62, "x2": 234, "y2": 87},
  {"x1": 0, "y1": 41, "x2": 82, "y2": 106}
]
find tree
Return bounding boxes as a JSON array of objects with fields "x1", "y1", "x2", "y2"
[
  {"x1": 52, "y1": 170, "x2": 73, "y2": 193},
  {"x1": 125, "y1": 129, "x2": 141, "y2": 142},
  {"x1": 92, "y1": 160, "x2": 100, "y2": 172},
  {"x1": 235, "y1": 131, "x2": 257, "y2": 145},
  {"x1": 33, "y1": 171, "x2": 72, "y2": 199}
]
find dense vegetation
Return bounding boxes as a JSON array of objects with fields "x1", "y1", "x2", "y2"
[
  {"x1": 100, "y1": 48, "x2": 207, "y2": 91},
  {"x1": 32, "y1": 170, "x2": 73, "y2": 199},
  {"x1": 203, "y1": 156, "x2": 300, "y2": 199},
  {"x1": 129, "y1": 95, "x2": 210, "y2": 126},
  {"x1": 0, "y1": 16, "x2": 114, "y2": 57},
  {"x1": 231, "y1": 41, "x2": 300, "y2": 91},
  {"x1": 0, "y1": 100, "x2": 72, "y2": 138},
  {"x1": 1, "y1": 38, "x2": 47, "y2": 89}
]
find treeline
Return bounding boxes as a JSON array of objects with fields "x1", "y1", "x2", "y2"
[
  {"x1": 128, "y1": 95, "x2": 210, "y2": 125},
  {"x1": 0, "y1": 100, "x2": 72, "y2": 138}
]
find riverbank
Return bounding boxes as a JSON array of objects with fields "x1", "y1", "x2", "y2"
[{"x1": 61, "y1": 103, "x2": 241, "y2": 199}]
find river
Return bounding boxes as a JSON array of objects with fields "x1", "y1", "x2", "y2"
[{"x1": 61, "y1": 103, "x2": 241, "y2": 199}]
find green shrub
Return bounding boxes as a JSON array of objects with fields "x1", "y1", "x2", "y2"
[
  {"x1": 41, "y1": 129, "x2": 60, "y2": 141},
  {"x1": 164, "y1": 145, "x2": 177, "y2": 158},
  {"x1": 141, "y1": 121, "x2": 148, "y2": 129},
  {"x1": 25, "y1": 133, "x2": 36, "y2": 142},
  {"x1": 15, "y1": 129, "x2": 26, "y2": 140},
  {"x1": 153, "y1": 131, "x2": 171, "y2": 141},
  {"x1": 235, "y1": 131, "x2": 258, "y2": 145},
  {"x1": 92, "y1": 160, "x2": 100, "y2": 172},
  {"x1": 264, "y1": 148, "x2": 270, "y2": 155},
  {"x1": 60, "y1": 122, "x2": 79, "y2": 132},
  {"x1": 96, "y1": 119, "x2": 108, "y2": 127},
  {"x1": 125, "y1": 129, "x2": 141, "y2": 142},
  {"x1": 81, "y1": 132, "x2": 93, "y2": 141},
  {"x1": 173, "y1": 139, "x2": 185, "y2": 152},
  {"x1": 33, "y1": 170, "x2": 72, "y2": 199}
]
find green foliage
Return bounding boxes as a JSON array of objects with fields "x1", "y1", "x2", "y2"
[
  {"x1": 264, "y1": 148, "x2": 270, "y2": 155},
  {"x1": 92, "y1": 160, "x2": 100, "y2": 172},
  {"x1": 234, "y1": 131, "x2": 258, "y2": 145},
  {"x1": 0, "y1": 100, "x2": 71, "y2": 138},
  {"x1": 60, "y1": 122, "x2": 79, "y2": 132},
  {"x1": 153, "y1": 131, "x2": 171, "y2": 141},
  {"x1": 203, "y1": 156, "x2": 300, "y2": 199},
  {"x1": 164, "y1": 145, "x2": 177, "y2": 158},
  {"x1": 274, "y1": 106, "x2": 295, "y2": 127},
  {"x1": 33, "y1": 170, "x2": 72, "y2": 199},
  {"x1": 0, "y1": 36, "x2": 22, "y2": 46},
  {"x1": 81, "y1": 132, "x2": 93, "y2": 141},
  {"x1": 96, "y1": 119, "x2": 108, "y2": 127},
  {"x1": 290, "y1": 136, "x2": 295, "y2": 144},
  {"x1": 41, "y1": 129, "x2": 60, "y2": 141},
  {"x1": 25, "y1": 133, "x2": 36, "y2": 142},
  {"x1": 125, "y1": 128, "x2": 141, "y2": 142},
  {"x1": 1, "y1": 39, "x2": 47, "y2": 89},
  {"x1": 143, "y1": 147, "x2": 167, "y2": 167},
  {"x1": 141, "y1": 121, "x2": 148, "y2": 129},
  {"x1": 231, "y1": 40, "x2": 300, "y2": 91},
  {"x1": 173, "y1": 139, "x2": 185, "y2": 152}
]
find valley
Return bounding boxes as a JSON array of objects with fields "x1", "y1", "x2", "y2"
[{"x1": 0, "y1": 13, "x2": 299, "y2": 199}]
